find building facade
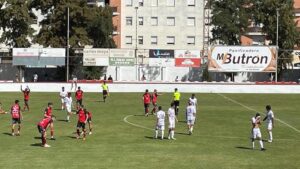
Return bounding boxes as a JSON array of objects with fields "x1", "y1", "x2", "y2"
[{"x1": 120, "y1": 0, "x2": 204, "y2": 50}]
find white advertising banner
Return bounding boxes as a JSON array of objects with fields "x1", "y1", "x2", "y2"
[
  {"x1": 13, "y1": 48, "x2": 39, "y2": 57},
  {"x1": 110, "y1": 49, "x2": 134, "y2": 58},
  {"x1": 291, "y1": 50, "x2": 300, "y2": 69},
  {"x1": 208, "y1": 46, "x2": 277, "y2": 72},
  {"x1": 83, "y1": 48, "x2": 109, "y2": 66},
  {"x1": 149, "y1": 58, "x2": 175, "y2": 67},
  {"x1": 175, "y1": 50, "x2": 201, "y2": 58}
]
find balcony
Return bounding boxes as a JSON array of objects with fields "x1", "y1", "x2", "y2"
[
  {"x1": 87, "y1": 0, "x2": 105, "y2": 7},
  {"x1": 112, "y1": 7, "x2": 120, "y2": 16},
  {"x1": 245, "y1": 27, "x2": 265, "y2": 36}
]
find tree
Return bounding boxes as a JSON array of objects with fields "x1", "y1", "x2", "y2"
[
  {"x1": 210, "y1": 0, "x2": 252, "y2": 45},
  {"x1": 251, "y1": 0, "x2": 300, "y2": 78},
  {"x1": 0, "y1": 0, "x2": 35, "y2": 47}
]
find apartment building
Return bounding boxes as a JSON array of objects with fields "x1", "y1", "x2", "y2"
[{"x1": 121, "y1": 0, "x2": 204, "y2": 50}]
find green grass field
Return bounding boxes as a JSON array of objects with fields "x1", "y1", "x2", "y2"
[{"x1": 0, "y1": 92, "x2": 299, "y2": 169}]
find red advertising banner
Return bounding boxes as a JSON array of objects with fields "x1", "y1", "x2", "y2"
[{"x1": 175, "y1": 58, "x2": 201, "y2": 67}]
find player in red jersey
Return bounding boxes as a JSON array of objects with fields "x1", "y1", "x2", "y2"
[
  {"x1": 76, "y1": 105, "x2": 88, "y2": 140},
  {"x1": 150, "y1": 89, "x2": 162, "y2": 115},
  {"x1": 20, "y1": 85, "x2": 30, "y2": 111},
  {"x1": 44, "y1": 102, "x2": 55, "y2": 140},
  {"x1": 142, "y1": 89, "x2": 151, "y2": 116},
  {"x1": 84, "y1": 108, "x2": 93, "y2": 135},
  {"x1": 75, "y1": 87, "x2": 83, "y2": 110},
  {"x1": 11, "y1": 100, "x2": 22, "y2": 136},
  {"x1": 37, "y1": 115, "x2": 56, "y2": 147}
]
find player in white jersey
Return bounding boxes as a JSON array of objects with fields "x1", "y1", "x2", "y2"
[
  {"x1": 155, "y1": 106, "x2": 165, "y2": 140},
  {"x1": 186, "y1": 102, "x2": 196, "y2": 135},
  {"x1": 251, "y1": 113, "x2": 265, "y2": 151},
  {"x1": 167, "y1": 103, "x2": 177, "y2": 140},
  {"x1": 188, "y1": 94, "x2": 197, "y2": 122},
  {"x1": 59, "y1": 87, "x2": 67, "y2": 110},
  {"x1": 64, "y1": 92, "x2": 73, "y2": 122},
  {"x1": 263, "y1": 105, "x2": 274, "y2": 143}
]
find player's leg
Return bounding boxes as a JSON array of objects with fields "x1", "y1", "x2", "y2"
[
  {"x1": 160, "y1": 126, "x2": 164, "y2": 140},
  {"x1": 50, "y1": 123, "x2": 55, "y2": 140},
  {"x1": 88, "y1": 120, "x2": 92, "y2": 135},
  {"x1": 16, "y1": 121, "x2": 21, "y2": 136},
  {"x1": 257, "y1": 129, "x2": 265, "y2": 150},
  {"x1": 151, "y1": 103, "x2": 157, "y2": 115},
  {"x1": 267, "y1": 123, "x2": 273, "y2": 142},
  {"x1": 11, "y1": 122, "x2": 15, "y2": 136},
  {"x1": 144, "y1": 104, "x2": 149, "y2": 116},
  {"x1": 82, "y1": 124, "x2": 86, "y2": 141},
  {"x1": 66, "y1": 107, "x2": 71, "y2": 122},
  {"x1": 26, "y1": 100, "x2": 30, "y2": 111},
  {"x1": 168, "y1": 127, "x2": 171, "y2": 139},
  {"x1": 154, "y1": 126, "x2": 158, "y2": 139}
]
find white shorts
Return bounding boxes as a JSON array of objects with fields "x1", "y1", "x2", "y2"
[
  {"x1": 187, "y1": 116, "x2": 195, "y2": 125},
  {"x1": 156, "y1": 125, "x2": 165, "y2": 131},
  {"x1": 252, "y1": 128, "x2": 262, "y2": 139},
  {"x1": 61, "y1": 98, "x2": 65, "y2": 103},
  {"x1": 66, "y1": 106, "x2": 72, "y2": 113},
  {"x1": 267, "y1": 123, "x2": 273, "y2": 130},
  {"x1": 169, "y1": 120, "x2": 175, "y2": 128}
]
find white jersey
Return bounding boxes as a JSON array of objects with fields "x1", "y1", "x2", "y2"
[
  {"x1": 64, "y1": 96, "x2": 72, "y2": 107},
  {"x1": 60, "y1": 91, "x2": 67, "y2": 99},
  {"x1": 186, "y1": 105, "x2": 196, "y2": 117},
  {"x1": 266, "y1": 110, "x2": 274, "y2": 124},
  {"x1": 156, "y1": 110, "x2": 165, "y2": 126},
  {"x1": 189, "y1": 97, "x2": 197, "y2": 107},
  {"x1": 168, "y1": 108, "x2": 176, "y2": 122}
]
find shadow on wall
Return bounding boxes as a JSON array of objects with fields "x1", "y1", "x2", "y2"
[
  {"x1": 141, "y1": 66, "x2": 161, "y2": 81},
  {"x1": 181, "y1": 67, "x2": 202, "y2": 82},
  {"x1": 0, "y1": 64, "x2": 18, "y2": 81}
]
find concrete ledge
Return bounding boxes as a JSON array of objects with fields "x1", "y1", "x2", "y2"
[{"x1": 0, "y1": 82, "x2": 299, "y2": 93}]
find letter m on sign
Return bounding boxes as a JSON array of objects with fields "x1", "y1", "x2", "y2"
[{"x1": 216, "y1": 53, "x2": 225, "y2": 60}]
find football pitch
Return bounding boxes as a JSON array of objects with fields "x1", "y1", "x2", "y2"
[{"x1": 0, "y1": 92, "x2": 299, "y2": 169}]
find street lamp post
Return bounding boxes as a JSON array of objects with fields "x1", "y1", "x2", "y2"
[
  {"x1": 275, "y1": 8, "x2": 279, "y2": 82},
  {"x1": 66, "y1": 7, "x2": 70, "y2": 82},
  {"x1": 135, "y1": 6, "x2": 138, "y2": 81}
]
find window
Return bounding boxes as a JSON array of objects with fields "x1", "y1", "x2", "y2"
[
  {"x1": 187, "y1": 36, "x2": 195, "y2": 45},
  {"x1": 138, "y1": 36, "x2": 143, "y2": 45},
  {"x1": 166, "y1": 36, "x2": 175, "y2": 45},
  {"x1": 125, "y1": 0, "x2": 132, "y2": 6},
  {"x1": 138, "y1": 17, "x2": 144, "y2": 25},
  {"x1": 151, "y1": 17, "x2": 158, "y2": 26},
  {"x1": 126, "y1": 17, "x2": 132, "y2": 25},
  {"x1": 125, "y1": 36, "x2": 132, "y2": 44},
  {"x1": 151, "y1": 0, "x2": 158, "y2": 6},
  {"x1": 167, "y1": 17, "x2": 175, "y2": 26},
  {"x1": 187, "y1": 17, "x2": 195, "y2": 26},
  {"x1": 187, "y1": 0, "x2": 195, "y2": 6},
  {"x1": 139, "y1": 0, "x2": 144, "y2": 6},
  {"x1": 151, "y1": 36, "x2": 158, "y2": 45},
  {"x1": 167, "y1": 0, "x2": 175, "y2": 6}
]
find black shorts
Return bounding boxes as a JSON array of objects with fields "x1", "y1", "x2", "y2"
[
  {"x1": 174, "y1": 100, "x2": 180, "y2": 107},
  {"x1": 87, "y1": 117, "x2": 92, "y2": 123},
  {"x1": 12, "y1": 118, "x2": 21, "y2": 124},
  {"x1": 144, "y1": 103, "x2": 150, "y2": 109},
  {"x1": 37, "y1": 125, "x2": 45, "y2": 133},
  {"x1": 103, "y1": 90, "x2": 108, "y2": 95},
  {"x1": 76, "y1": 99, "x2": 83, "y2": 105},
  {"x1": 77, "y1": 122, "x2": 86, "y2": 129},
  {"x1": 24, "y1": 99, "x2": 29, "y2": 105}
]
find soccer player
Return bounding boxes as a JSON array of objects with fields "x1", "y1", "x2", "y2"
[
  {"x1": 21, "y1": 85, "x2": 30, "y2": 111},
  {"x1": 11, "y1": 100, "x2": 22, "y2": 136},
  {"x1": 263, "y1": 105, "x2": 274, "y2": 143},
  {"x1": 64, "y1": 92, "x2": 73, "y2": 122},
  {"x1": 71, "y1": 74, "x2": 78, "y2": 91},
  {"x1": 76, "y1": 105, "x2": 88, "y2": 140},
  {"x1": 0, "y1": 102, "x2": 8, "y2": 114},
  {"x1": 101, "y1": 81, "x2": 109, "y2": 102},
  {"x1": 251, "y1": 113, "x2": 266, "y2": 151},
  {"x1": 142, "y1": 89, "x2": 151, "y2": 116},
  {"x1": 85, "y1": 108, "x2": 93, "y2": 135},
  {"x1": 186, "y1": 102, "x2": 196, "y2": 135},
  {"x1": 150, "y1": 89, "x2": 162, "y2": 115},
  {"x1": 59, "y1": 87, "x2": 67, "y2": 110},
  {"x1": 173, "y1": 88, "x2": 181, "y2": 116},
  {"x1": 75, "y1": 86, "x2": 84, "y2": 110},
  {"x1": 189, "y1": 94, "x2": 197, "y2": 122},
  {"x1": 37, "y1": 115, "x2": 56, "y2": 148},
  {"x1": 44, "y1": 102, "x2": 55, "y2": 140},
  {"x1": 155, "y1": 106, "x2": 165, "y2": 140},
  {"x1": 168, "y1": 103, "x2": 177, "y2": 140}
]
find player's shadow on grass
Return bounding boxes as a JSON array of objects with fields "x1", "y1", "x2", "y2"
[
  {"x1": 2, "y1": 132, "x2": 12, "y2": 136},
  {"x1": 57, "y1": 119, "x2": 67, "y2": 122},
  {"x1": 176, "y1": 132, "x2": 189, "y2": 135},
  {"x1": 235, "y1": 146, "x2": 254, "y2": 150},
  {"x1": 66, "y1": 136, "x2": 77, "y2": 139},
  {"x1": 144, "y1": 136, "x2": 168, "y2": 140},
  {"x1": 30, "y1": 143, "x2": 42, "y2": 147},
  {"x1": 53, "y1": 108, "x2": 63, "y2": 111}
]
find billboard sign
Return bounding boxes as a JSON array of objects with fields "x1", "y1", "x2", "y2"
[
  {"x1": 175, "y1": 50, "x2": 201, "y2": 58},
  {"x1": 149, "y1": 58, "x2": 175, "y2": 67},
  {"x1": 149, "y1": 49, "x2": 174, "y2": 58},
  {"x1": 83, "y1": 48, "x2": 109, "y2": 66},
  {"x1": 291, "y1": 50, "x2": 300, "y2": 69},
  {"x1": 208, "y1": 46, "x2": 277, "y2": 72},
  {"x1": 175, "y1": 58, "x2": 201, "y2": 67},
  {"x1": 109, "y1": 57, "x2": 135, "y2": 66},
  {"x1": 13, "y1": 48, "x2": 66, "y2": 66},
  {"x1": 110, "y1": 49, "x2": 134, "y2": 58}
]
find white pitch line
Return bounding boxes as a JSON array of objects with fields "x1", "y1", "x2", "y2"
[
  {"x1": 217, "y1": 93, "x2": 300, "y2": 133},
  {"x1": 123, "y1": 115, "x2": 154, "y2": 131}
]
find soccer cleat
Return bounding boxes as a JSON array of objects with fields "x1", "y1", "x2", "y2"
[
  {"x1": 11, "y1": 133, "x2": 15, "y2": 136},
  {"x1": 16, "y1": 133, "x2": 20, "y2": 136},
  {"x1": 172, "y1": 138, "x2": 176, "y2": 140},
  {"x1": 168, "y1": 136, "x2": 171, "y2": 140},
  {"x1": 89, "y1": 132, "x2": 92, "y2": 135},
  {"x1": 83, "y1": 138, "x2": 86, "y2": 141},
  {"x1": 43, "y1": 144, "x2": 51, "y2": 148},
  {"x1": 261, "y1": 148, "x2": 266, "y2": 151},
  {"x1": 50, "y1": 137, "x2": 56, "y2": 140},
  {"x1": 268, "y1": 140, "x2": 272, "y2": 143},
  {"x1": 76, "y1": 136, "x2": 80, "y2": 139}
]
